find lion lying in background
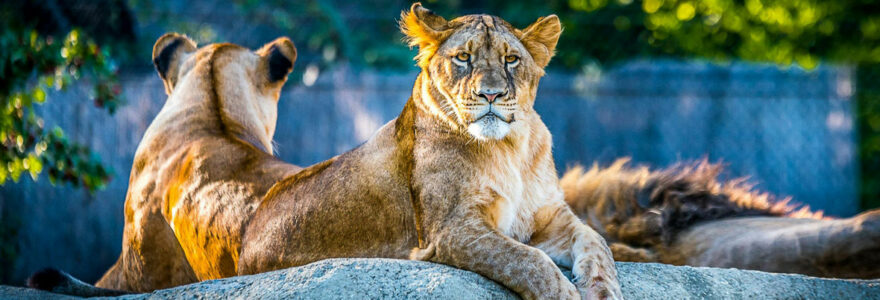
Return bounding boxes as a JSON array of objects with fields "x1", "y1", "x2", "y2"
[{"x1": 563, "y1": 158, "x2": 880, "y2": 279}]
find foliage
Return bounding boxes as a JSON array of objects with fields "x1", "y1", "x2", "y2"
[
  {"x1": 0, "y1": 22, "x2": 122, "y2": 192},
  {"x1": 199, "y1": 1, "x2": 880, "y2": 71},
  {"x1": 550, "y1": 0, "x2": 880, "y2": 68}
]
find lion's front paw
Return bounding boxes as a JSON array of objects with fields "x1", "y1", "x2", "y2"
[
  {"x1": 520, "y1": 275, "x2": 579, "y2": 300},
  {"x1": 572, "y1": 257, "x2": 623, "y2": 300},
  {"x1": 573, "y1": 275, "x2": 622, "y2": 300}
]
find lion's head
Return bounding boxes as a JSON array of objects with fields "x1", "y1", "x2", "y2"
[
  {"x1": 400, "y1": 3, "x2": 561, "y2": 141},
  {"x1": 150, "y1": 33, "x2": 296, "y2": 154}
]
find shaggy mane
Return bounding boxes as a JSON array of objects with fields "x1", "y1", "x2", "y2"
[{"x1": 562, "y1": 158, "x2": 826, "y2": 246}]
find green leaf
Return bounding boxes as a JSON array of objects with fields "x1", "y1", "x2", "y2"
[
  {"x1": 9, "y1": 159, "x2": 23, "y2": 182},
  {"x1": 33, "y1": 88, "x2": 46, "y2": 104},
  {"x1": 26, "y1": 155, "x2": 42, "y2": 180}
]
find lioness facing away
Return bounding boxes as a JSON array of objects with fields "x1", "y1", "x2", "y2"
[
  {"x1": 239, "y1": 3, "x2": 621, "y2": 299},
  {"x1": 29, "y1": 35, "x2": 301, "y2": 295}
]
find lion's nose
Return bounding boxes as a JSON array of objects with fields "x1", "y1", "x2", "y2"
[{"x1": 477, "y1": 90, "x2": 507, "y2": 103}]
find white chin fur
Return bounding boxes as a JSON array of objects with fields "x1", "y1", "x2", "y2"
[{"x1": 467, "y1": 116, "x2": 510, "y2": 141}]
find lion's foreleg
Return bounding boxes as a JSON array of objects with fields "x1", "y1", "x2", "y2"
[
  {"x1": 531, "y1": 204, "x2": 623, "y2": 300},
  {"x1": 429, "y1": 205, "x2": 578, "y2": 300},
  {"x1": 95, "y1": 259, "x2": 125, "y2": 290}
]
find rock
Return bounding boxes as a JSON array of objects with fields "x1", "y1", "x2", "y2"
[
  {"x1": 127, "y1": 259, "x2": 516, "y2": 299},
  {"x1": 616, "y1": 262, "x2": 880, "y2": 299},
  {"x1": 2, "y1": 259, "x2": 879, "y2": 299},
  {"x1": 0, "y1": 284, "x2": 78, "y2": 300}
]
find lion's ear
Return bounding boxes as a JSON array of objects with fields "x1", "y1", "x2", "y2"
[
  {"x1": 152, "y1": 33, "x2": 197, "y2": 94},
  {"x1": 518, "y1": 15, "x2": 562, "y2": 68},
  {"x1": 399, "y1": 2, "x2": 451, "y2": 68},
  {"x1": 257, "y1": 37, "x2": 297, "y2": 84}
]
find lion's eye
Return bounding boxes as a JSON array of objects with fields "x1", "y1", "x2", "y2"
[
  {"x1": 455, "y1": 52, "x2": 471, "y2": 62},
  {"x1": 505, "y1": 55, "x2": 519, "y2": 64}
]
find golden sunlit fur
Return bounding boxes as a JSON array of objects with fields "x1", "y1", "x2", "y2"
[
  {"x1": 400, "y1": 7, "x2": 452, "y2": 69},
  {"x1": 562, "y1": 158, "x2": 880, "y2": 278},
  {"x1": 99, "y1": 34, "x2": 300, "y2": 291},
  {"x1": 239, "y1": 3, "x2": 621, "y2": 299},
  {"x1": 27, "y1": 34, "x2": 302, "y2": 296}
]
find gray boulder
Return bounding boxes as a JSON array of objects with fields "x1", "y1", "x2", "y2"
[{"x1": 2, "y1": 259, "x2": 879, "y2": 299}]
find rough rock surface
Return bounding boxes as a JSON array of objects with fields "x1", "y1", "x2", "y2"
[{"x1": 2, "y1": 259, "x2": 879, "y2": 299}]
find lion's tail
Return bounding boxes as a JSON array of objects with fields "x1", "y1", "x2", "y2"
[{"x1": 27, "y1": 268, "x2": 131, "y2": 297}]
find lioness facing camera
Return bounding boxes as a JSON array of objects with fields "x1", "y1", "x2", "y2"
[{"x1": 239, "y1": 3, "x2": 621, "y2": 299}]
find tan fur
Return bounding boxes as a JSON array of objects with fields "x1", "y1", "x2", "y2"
[
  {"x1": 562, "y1": 158, "x2": 880, "y2": 279},
  {"x1": 516, "y1": 15, "x2": 562, "y2": 68},
  {"x1": 240, "y1": 3, "x2": 622, "y2": 299},
  {"x1": 94, "y1": 34, "x2": 301, "y2": 292}
]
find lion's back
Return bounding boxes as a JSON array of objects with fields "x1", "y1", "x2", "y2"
[{"x1": 239, "y1": 119, "x2": 419, "y2": 275}]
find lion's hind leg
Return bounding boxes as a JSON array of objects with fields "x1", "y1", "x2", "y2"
[
  {"x1": 673, "y1": 209, "x2": 880, "y2": 279},
  {"x1": 27, "y1": 212, "x2": 195, "y2": 296},
  {"x1": 820, "y1": 209, "x2": 880, "y2": 278},
  {"x1": 95, "y1": 211, "x2": 198, "y2": 292}
]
